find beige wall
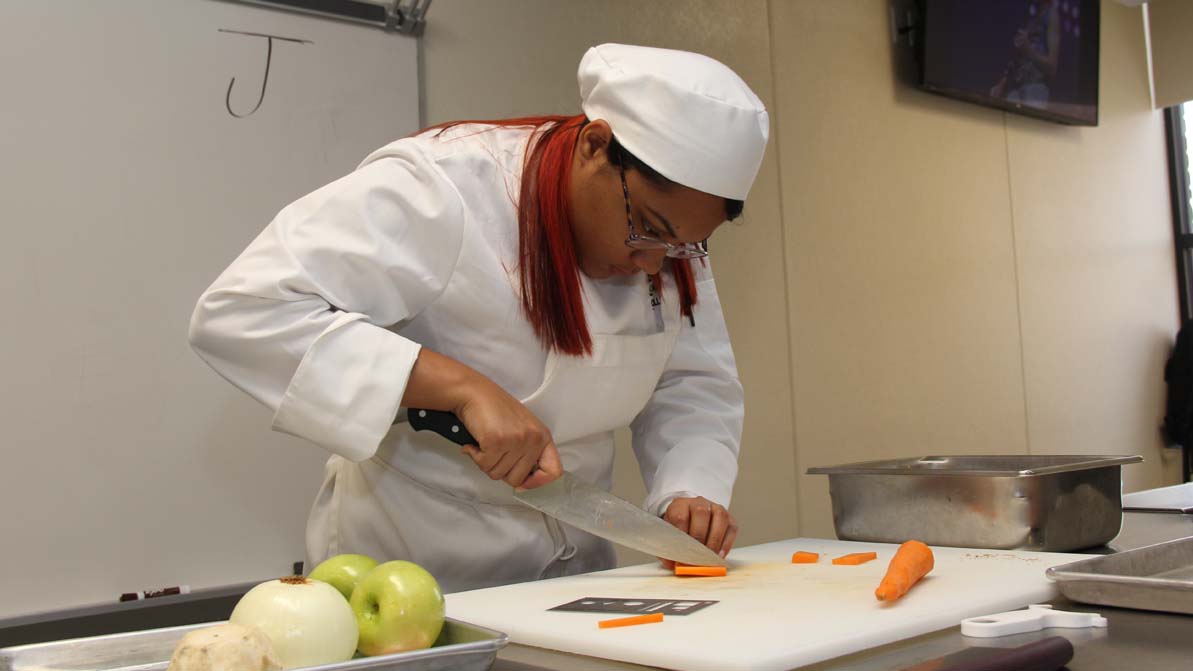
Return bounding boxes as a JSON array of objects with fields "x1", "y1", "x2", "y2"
[
  {"x1": 423, "y1": 1, "x2": 1182, "y2": 552},
  {"x1": 1147, "y1": 0, "x2": 1193, "y2": 108},
  {"x1": 1011, "y1": 3, "x2": 1179, "y2": 492},
  {"x1": 772, "y1": 1, "x2": 1181, "y2": 539},
  {"x1": 770, "y1": 2, "x2": 1032, "y2": 538}
]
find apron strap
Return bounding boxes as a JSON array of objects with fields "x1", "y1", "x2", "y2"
[{"x1": 538, "y1": 515, "x2": 578, "y2": 579}]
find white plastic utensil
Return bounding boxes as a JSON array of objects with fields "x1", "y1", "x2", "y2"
[{"x1": 960, "y1": 604, "x2": 1107, "y2": 638}]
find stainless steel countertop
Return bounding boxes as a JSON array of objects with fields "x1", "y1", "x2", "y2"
[{"x1": 490, "y1": 511, "x2": 1193, "y2": 671}]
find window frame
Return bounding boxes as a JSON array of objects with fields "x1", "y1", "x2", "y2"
[
  {"x1": 1167, "y1": 104, "x2": 1193, "y2": 323},
  {"x1": 1166, "y1": 104, "x2": 1193, "y2": 483}
]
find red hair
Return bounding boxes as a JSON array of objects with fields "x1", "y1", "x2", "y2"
[{"x1": 423, "y1": 115, "x2": 698, "y2": 356}]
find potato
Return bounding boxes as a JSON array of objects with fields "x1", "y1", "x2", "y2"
[{"x1": 166, "y1": 623, "x2": 281, "y2": 671}]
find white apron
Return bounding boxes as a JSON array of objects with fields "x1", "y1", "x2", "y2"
[{"x1": 305, "y1": 282, "x2": 682, "y2": 593}]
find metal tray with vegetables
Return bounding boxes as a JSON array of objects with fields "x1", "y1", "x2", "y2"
[{"x1": 0, "y1": 618, "x2": 507, "y2": 671}]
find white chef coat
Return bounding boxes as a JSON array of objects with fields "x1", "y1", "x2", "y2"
[{"x1": 188, "y1": 123, "x2": 744, "y2": 592}]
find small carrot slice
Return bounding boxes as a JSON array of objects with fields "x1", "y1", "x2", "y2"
[
  {"x1": 598, "y1": 612, "x2": 665, "y2": 628},
  {"x1": 831, "y1": 551, "x2": 878, "y2": 565},
  {"x1": 791, "y1": 551, "x2": 820, "y2": 564},
  {"x1": 675, "y1": 565, "x2": 728, "y2": 577},
  {"x1": 875, "y1": 540, "x2": 934, "y2": 602}
]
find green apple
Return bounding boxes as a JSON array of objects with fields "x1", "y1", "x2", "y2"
[
  {"x1": 350, "y1": 560, "x2": 445, "y2": 656},
  {"x1": 309, "y1": 553, "x2": 378, "y2": 601}
]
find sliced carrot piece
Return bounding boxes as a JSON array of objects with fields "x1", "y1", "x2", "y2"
[
  {"x1": 875, "y1": 540, "x2": 934, "y2": 602},
  {"x1": 831, "y1": 551, "x2": 878, "y2": 565},
  {"x1": 675, "y1": 565, "x2": 728, "y2": 577},
  {"x1": 598, "y1": 612, "x2": 665, "y2": 628},
  {"x1": 791, "y1": 551, "x2": 820, "y2": 564}
]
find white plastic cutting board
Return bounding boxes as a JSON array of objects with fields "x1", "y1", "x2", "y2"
[{"x1": 446, "y1": 538, "x2": 1087, "y2": 671}]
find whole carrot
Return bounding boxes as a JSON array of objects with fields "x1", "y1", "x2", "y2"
[{"x1": 874, "y1": 540, "x2": 934, "y2": 602}]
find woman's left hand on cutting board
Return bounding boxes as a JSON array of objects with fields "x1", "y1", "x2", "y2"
[{"x1": 659, "y1": 496, "x2": 738, "y2": 569}]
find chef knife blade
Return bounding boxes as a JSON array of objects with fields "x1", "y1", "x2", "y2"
[{"x1": 407, "y1": 408, "x2": 728, "y2": 567}]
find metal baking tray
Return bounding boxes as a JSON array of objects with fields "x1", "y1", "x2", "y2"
[
  {"x1": 807, "y1": 455, "x2": 1143, "y2": 551},
  {"x1": 1122, "y1": 482, "x2": 1193, "y2": 514},
  {"x1": 0, "y1": 618, "x2": 507, "y2": 671},
  {"x1": 1046, "y1": 536, "x2": 1193, "y2": 614}
]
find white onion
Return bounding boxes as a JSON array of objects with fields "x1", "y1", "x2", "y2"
[{"x1": 230, "y1": 576, "x2": 358, "y2": 669}]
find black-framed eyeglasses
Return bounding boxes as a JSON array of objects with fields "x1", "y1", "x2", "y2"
[{"x1": 619, "y1": 166, "x2": 708, "y2": 260}]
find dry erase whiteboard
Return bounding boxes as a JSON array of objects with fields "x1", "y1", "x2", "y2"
[{"x1": 0, "y1": 0, "x2": 419, "y2": 618}]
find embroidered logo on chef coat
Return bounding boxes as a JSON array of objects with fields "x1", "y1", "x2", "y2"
[{"x1": 647, "y1": 275, "x2": 664, "y2": 333}]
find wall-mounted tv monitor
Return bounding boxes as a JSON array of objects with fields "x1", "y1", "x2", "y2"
[{"x1": 918, "y1": 0, "x2": 1100, "y2": 126}]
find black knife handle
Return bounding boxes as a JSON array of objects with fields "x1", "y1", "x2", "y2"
[
  {"x1": 934, "y1": 636, "x2": 1074, "y2": 671},
  {"x1": 407, "y1": 409, "x2": 477, "y2": 446},
  {"x1": 406, "y1": 408, "x2": 540, "y2": 476}
]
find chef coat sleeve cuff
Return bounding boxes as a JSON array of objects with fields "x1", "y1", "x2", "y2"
[
  {"x1": 271, "y1": 311, "x2": 421, "y2": 462},
  {"x1": 648, "y1": 491, "x2": 699, "y2": 519},
  {"x1": 642, "y1": 439, "x2": 739, "y2": 518}
]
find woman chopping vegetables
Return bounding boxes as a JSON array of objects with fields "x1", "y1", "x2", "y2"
[{"x1": 188, "y1": 43, "x2": 769, "y2": 592}]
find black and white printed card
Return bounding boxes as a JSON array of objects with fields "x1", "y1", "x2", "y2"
[{"x1": 549, "y1": 597, "x2": 718, "y2": 616}]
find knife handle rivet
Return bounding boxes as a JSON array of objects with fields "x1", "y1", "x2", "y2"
[
  {"x1": 418, "y1": 410, "x2": 427, "y2": 418},
  {"x1": 451, "y1": 425, "x2": 459, "y2": 433}
]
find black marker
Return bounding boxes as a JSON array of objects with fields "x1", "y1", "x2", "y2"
[{"x1": 119, "y1": 585, "x2": 190, "y2": 602}]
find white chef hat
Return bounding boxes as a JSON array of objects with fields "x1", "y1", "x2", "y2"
[{"x1": 578, "y1": 43, "x2": 769, "y2": 201}]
